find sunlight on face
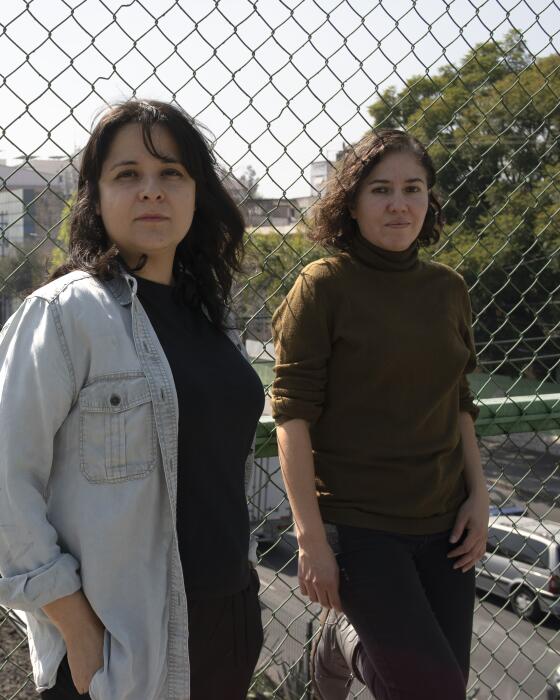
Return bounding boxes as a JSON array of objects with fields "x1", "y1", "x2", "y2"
[
  {"x1": 97, "y1": 123, "x2": 196, "y2": 275},
  {"x1": 350, "y1": 151, "x2": 430, "y2": 252}
]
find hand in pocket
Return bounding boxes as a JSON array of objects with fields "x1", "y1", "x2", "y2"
[{"x1": 66, "y1": 620, "x2": 105, "y2": 695}]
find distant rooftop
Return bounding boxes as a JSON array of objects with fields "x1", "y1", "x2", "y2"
[{"x1": 0, "y1": 164, "x2": 54, "y2": 189}]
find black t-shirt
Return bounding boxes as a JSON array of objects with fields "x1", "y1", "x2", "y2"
[{"x1": 136, "y1": 276, "x2": 264, "y2": 598}]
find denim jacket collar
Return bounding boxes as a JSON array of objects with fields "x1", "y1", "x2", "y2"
[{"x1": 106, "y1": 272, "x2": 136, "y2": 306}]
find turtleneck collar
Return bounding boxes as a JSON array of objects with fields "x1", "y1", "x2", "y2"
[{"x1": 347, "y1": 233, "x2": 419, "y2": 272}]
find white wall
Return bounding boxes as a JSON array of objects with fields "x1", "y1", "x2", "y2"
[{"x1": 0, "y1": 189, "x2": 24, "y2": 250}]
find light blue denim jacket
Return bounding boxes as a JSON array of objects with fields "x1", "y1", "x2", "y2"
[{"x1": 0, "y1": 270, "x2": 258, "y2": 699}]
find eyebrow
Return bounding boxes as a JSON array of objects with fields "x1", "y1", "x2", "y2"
[
  {"x1": 109, "y1": 157, "x2": 181, "y2": 172},
  {"x1": 367, "y1": 177, "x2": 425, "y2": 184}
]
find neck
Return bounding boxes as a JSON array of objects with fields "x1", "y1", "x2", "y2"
[
  {"x1": 122, "y1": 253, "x2": 174, "y2": 286},
  {"x1": 348, "y1": 233, "x2": 419, "y2": 272}
]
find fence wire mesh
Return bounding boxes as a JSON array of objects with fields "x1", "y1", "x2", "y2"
[{"x1": 0, "y1": 0, "x2": 559, "y2": 698}]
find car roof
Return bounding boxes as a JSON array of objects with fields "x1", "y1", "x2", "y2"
[{"x1": 490, "y1": 516, "x2": 560, "y2": 543}]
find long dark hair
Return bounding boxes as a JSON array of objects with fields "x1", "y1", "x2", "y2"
[
  {"x1": 50, "y1": 99, "x2": 245, "y2": 329},
  {"x1": 312, "y1": 129, "x2": 444, "y2": 249}
]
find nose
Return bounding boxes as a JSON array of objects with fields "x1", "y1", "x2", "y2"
[
  {"x1": 388, "y1": 192, "x2": 408, "y2": 212},
  {"x1": 139, "y1": 176, "x2": 163, "y2": 201}
]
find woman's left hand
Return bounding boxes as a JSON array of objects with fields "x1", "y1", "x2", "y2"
[{"x1": 448, "y1": 489, "x2": 489, "y2": 572}]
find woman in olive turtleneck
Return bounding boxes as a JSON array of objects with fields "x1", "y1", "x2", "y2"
[{"x1": 271, "y1": 130, "x2": 488, "y2": 700}]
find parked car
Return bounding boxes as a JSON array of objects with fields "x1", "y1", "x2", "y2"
[
  {"x1": 476, "y1": 515, "x2": 560, "y2": 620},
  {"x1": 547, "y1": 664, "x2": 560, "y2": 700}
]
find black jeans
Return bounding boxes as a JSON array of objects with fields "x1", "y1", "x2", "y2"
[
  {"x1": 41, "y1": 568, "x2": 263, "y2": 700},
  {"x1": 333, "y1": 524, "x2": 475, "y2": 700}
]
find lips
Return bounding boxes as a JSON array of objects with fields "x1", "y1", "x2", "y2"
[
  {"x1": 386, "y1": 222, "x2": 411, "y2": 227},
  {"x1": 135, "y1": 214, "x2": 169, "y2": 221}
]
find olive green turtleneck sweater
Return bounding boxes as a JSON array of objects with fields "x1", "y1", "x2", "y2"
[{"x1": 271, "y1": 234, "x2": 479, "y2": 535}]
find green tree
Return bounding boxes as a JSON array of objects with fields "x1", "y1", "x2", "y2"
[
  {"x1": 238, "y1": 165, "x2": 260, "y2": 198},
  {"x1": 0, "y1": 252, "x2": 46, "y2": 324},
  {"x1": 234, "y1": 228, "x2": 326, "y2": 340},
  {"x1": 368, "y1": 30, "x2": 560, "y2": 381},
  {"x1": 49, "y1": 194, "x2": 74, "y2": 273}
]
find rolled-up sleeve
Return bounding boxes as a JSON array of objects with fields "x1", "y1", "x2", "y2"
[
  {"x1": 0, "y1": 296, "x2": 82, "y2": 611},
  {"x1": 271, "y1": 265, "x2": 332, "y2": 425},
  {"x1": 458, "y1": 282, "x2": 480, "y2": 422}
]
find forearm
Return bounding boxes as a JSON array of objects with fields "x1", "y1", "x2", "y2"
[
  {"x1": 459, "y1": 411, "x2": 487, "y2": 497},
  {"x1": 276, "y1": 419, "x2": 327, "y2": 546},
  {"x1": 43, "y1": 590, "x2": 103, "y2": 644},
  {"x1": 43, "y1": 590, "x2": 105, "y2": 693}
]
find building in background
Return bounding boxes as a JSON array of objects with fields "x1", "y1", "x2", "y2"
[
  {"x1": 0, "y1": 158, "x2": 76, "y2": 259},
  {"x1": 309, "y1": 157, "x2": 335, "y2": 195},
  {"x1": 27, "y1": 157, "x2": 79, "y2": 198},
  {"x1": 0, "y1": 158, "x2": 77, "y2": 323},
  {"x1": 242, "y1": 195, "x2": 316, "y2": 232},
  {"x1": 237, "y1": 155, "x2": 340, "y2": 232}
]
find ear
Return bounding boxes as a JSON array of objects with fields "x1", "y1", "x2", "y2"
[{"x1": 348, "y1": 204, "x2": 356, "y2": 220}]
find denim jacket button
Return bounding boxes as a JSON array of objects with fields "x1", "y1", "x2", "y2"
[{"x1": 110, "y1": 394, "x2": 121, "y2": 407}]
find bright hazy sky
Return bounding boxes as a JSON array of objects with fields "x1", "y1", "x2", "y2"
[{"x1": 0, "y1": 0, "x2": 558, "y2": 196}]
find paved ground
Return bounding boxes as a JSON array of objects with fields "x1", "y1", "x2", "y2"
[
  {"x1": 255, "y1": 433, "x2": 560, "y2": 699},
  {"x1": 0, "y1": 612, "x2": 35, "y2": 700},
  {"x1": 257, "y1": 545, "x2": 560, "y2": 700}
]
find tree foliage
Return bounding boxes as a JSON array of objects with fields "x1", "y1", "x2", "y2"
[
  {"x1": 0, "y1": 252, "x2": 46, "y2": 324},
  {"x1": 369, "y1": 30, "x2": 560, "y2": 380},
  {"x1": 238, "y1": 165, "x2": 260, "y2": 198},
  {"x1": 48, "y1": 194, "x2": 74, "y2": 273},
  {"x1": 234, "y1": 228, "x2": 325, "y2": 340}
]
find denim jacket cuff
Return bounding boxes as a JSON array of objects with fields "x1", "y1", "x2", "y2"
[{"x1": 0, "y1": 552, "x2": 81, "y2": 612}]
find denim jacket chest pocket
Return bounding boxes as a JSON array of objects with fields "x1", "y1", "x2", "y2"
[{"x1": 79, "y1": 373, "x2": 159, "y2": 483}]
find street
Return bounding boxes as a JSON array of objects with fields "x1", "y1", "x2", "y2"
[
  {"x1": 255, "y1": 432, "x2": 560, "y2": 699},
  {"x1": 257, "y1": 544, "x2": 560, "y2": 699}
]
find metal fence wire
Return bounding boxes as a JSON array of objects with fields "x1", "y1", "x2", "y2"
[{"x1": 1, "y1": 0, "x2": 560, "y2": 698}]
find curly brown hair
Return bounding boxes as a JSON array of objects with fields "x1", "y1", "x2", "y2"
[
  {"x1": 50, "y1": 99, "x2": 245, "y2": 329},
  {"x1": 311, "y1": 129, "x2": 444, "y2": 249}
]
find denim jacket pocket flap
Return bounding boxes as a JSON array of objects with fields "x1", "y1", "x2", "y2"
[
  {"x1": 79, "y1": 374, "x2": 158, "y2": 483},
  {"x1": 79, "y1": 375, "x2": 152, "y2": 413}
]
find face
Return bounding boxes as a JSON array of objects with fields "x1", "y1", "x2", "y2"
[
  {"x1": 97, "y1": 123, "x2": 196, "y2": 270},
  {"x1": 350, "y1": 151, "x2": 430, "y2": 252}
]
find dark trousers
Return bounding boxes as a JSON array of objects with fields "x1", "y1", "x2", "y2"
[
  {"x1": 41, "y1": 568, "x2": 263, "y2": 700},
  {"x1": 334, "y1": 524, "x2": 475, "y2": 700}
]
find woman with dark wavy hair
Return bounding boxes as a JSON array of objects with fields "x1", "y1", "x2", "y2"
[
  {"x1": 271, "y1": 129, "x2": 487, "y2": 699},
  {"x1": 0, "y1": 100, "x2": 264, "y2": 700}
]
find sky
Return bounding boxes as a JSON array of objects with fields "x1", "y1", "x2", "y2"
[{"x1": 0, "y1": 0, "x2": 558, "y2": 197}]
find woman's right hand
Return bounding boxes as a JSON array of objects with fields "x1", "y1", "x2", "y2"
[
  {"x1": 298, "y1": 537, "x2": 342, "y2": 612},
  {"x1": 43, "y1": 590, "x2": 106, "y2": 695},
  {"x1": 65, "y1": 617, "x2": 105, "y2": 694}
]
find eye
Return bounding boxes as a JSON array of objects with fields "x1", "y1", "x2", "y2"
[
  {"x1": 371, "y1": 187, "x2": 388, "y2": 194},
  {"x1": 162, "y1": 167, "x2": 184, "y2": 177},
  {"x1": 115, "y1": 169, "x2": 137, "y2": 179},
  {"x1": 406, "y1": 186, "x2": 421, "y2": 193}
]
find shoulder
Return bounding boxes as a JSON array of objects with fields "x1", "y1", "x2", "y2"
[
  {"x1": 273, "y1": 254, "x2": 349, "y2": 327},
  {"x1": 301, "y1": 252, "x2": 352, "y2": 279},
  {"x1": 296, "y1": 253, "x2": 353, "y2": 293},
  {"x1": 421, "y1": 259, "x2": 469, "y2": 292},
  {"x1": 29, "y1": 271, "x2": 125, "y2": 312},
  {"x1": 2, "y1": 271, "x2": 97, "y2": 336},
  {"x1": 30, "y1": 271, "x2": 100, "y2": 304},
  {"x1": 421, "y1": 260, "x2": 472, "y2": 321},
  {"x1": 17, "y1": 273, "x2": 130, "y2": 342}
]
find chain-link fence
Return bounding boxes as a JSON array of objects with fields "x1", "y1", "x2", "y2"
[{"x1": 1, "y1": 0, "x2": 559, "y2": 698}]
